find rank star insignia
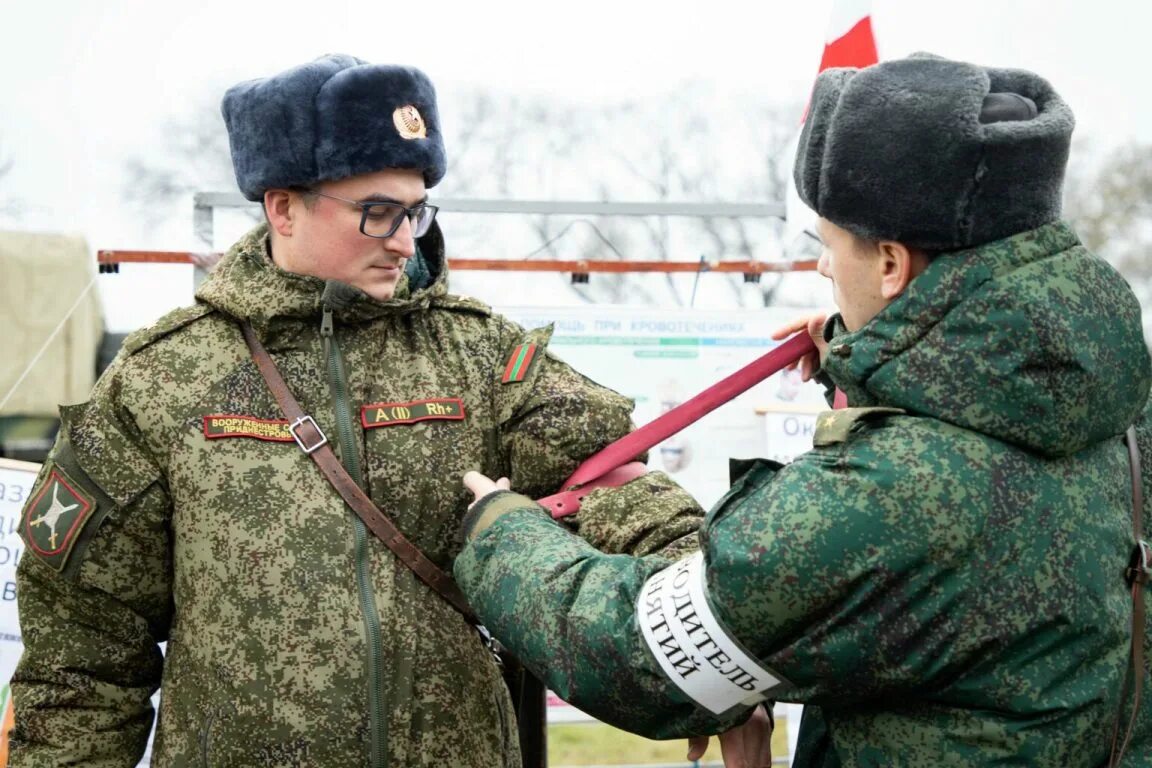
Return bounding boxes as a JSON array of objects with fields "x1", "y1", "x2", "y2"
[
  {"x1": 23, "y1": 468, "x2": 96, "y2": 570},
  {"x1": 393, "y1": 104, "x2": 427, "y2": 140}
]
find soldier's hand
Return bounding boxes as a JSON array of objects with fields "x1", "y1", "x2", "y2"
[
  {"x1": 463, "y1": 471, "x2": 511, "y2": 509},
  {"x1": 686, "y1": 703, "x2": 773, "y2": 768},
  {"x1": 771, "y1": 314, "x2": 829, "y2": 382}
]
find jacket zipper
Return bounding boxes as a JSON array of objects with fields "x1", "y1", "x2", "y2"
[{"x1": 322, "y1": 308, "x2": 387, "y2": 768}]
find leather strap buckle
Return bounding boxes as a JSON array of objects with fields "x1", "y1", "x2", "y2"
[
  {"x1": 288, "y1": 415, "x2": 328, "y2": 455},
  {"x1": 1126, "y1": 539, "x2": 1151, "y2": 586},
  {"x1": 477, "y1": 624, "x2": 503, "y2": 665}
]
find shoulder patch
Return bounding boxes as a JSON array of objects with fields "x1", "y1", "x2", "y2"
[
  {"x1": 431, "y1": 294, "x2": 492, "y2": 318},
  {"x1": 502, "y1": 343, "x2": 539, "y2": 383},
  {"x1": 22, "y1": 467, "x2": 98, "y2": 572},
  {"x1": 121, "y1": 302, "x2": 216, "y2": 357},
  {"x1": 499, "y1": 323, "x2": 555, "y2": 387},
  {"x1": 813, "y1": 406, "x2": 905, "y2": 448}
]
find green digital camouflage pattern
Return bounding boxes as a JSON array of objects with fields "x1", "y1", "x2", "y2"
[
  {"x1": 9, "y1": 222, "x2": 679, "y2": 767},
  {"x1": 568, "y1": 471, "x2": 703, "y2": 562},
  {"x1": 455, "y1": 221, "x2": 1152, "y2": 766}
]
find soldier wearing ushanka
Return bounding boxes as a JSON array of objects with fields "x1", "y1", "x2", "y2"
[
  {"x1": 9, "y1": 55, "x2": 704, "y2": 767},
  {"x1": 457, "y1": 53, "x2": 1152, "y2": 766}
]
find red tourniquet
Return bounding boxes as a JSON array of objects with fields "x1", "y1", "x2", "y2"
[{"x1": 538, "y1": 333, "x2": 820, "y2": 518}]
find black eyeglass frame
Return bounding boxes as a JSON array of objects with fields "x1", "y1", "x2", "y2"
[{"x1": 304, "y1": 189, "x2": 439, "y2": 239}]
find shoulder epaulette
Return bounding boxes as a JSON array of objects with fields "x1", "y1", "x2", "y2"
[
  {"x1": 813, "y1": 406, "x2": 905, "y2": 447},
  {"x1": 430, "y1": 294, "x2": 492, "y2": 318},
  {"x1": 121, "y1": 303, "x2": 217, "y2": 357}
]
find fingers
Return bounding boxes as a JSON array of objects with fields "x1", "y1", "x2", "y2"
[
  {"x1": 769, "y1": 315, "x2": 812, "y2": 341},
  {"x1": 806, "y1": 313, "x2": 828, "y2": 341},
  {"x1": 462, "y1": 471, "x2": 500, "y2": 502},
  {"x1": 770, "y1": 311, "x2": 829, "y2": 342},
  {"x1": 686, "y1": 735, "x2": 709, "y2": 761},
  {"x1": 747, "y1": 705, "x2": 774, "y2": 768},
  {"x1": 799, "y1": 353, "x2": 815, "y2": 382},
  {"x1": 463, "y1": 472, "x2": 514, "y2": 510},
  {"x1": 717, "y1": 705, "x2": 774, "y2": 768},
  {"x1": 771, "y1": 313, "x2": 830, "y2": 381}
]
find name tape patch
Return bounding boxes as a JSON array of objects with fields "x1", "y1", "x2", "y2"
[
  {"x1": 203, "y1": 415, "x2": 294, "y2": 442},
  {"x1": 23, "y1": 467, "x2": 97, "y2": 571},
  {"x1": 637, "y1": 551, "x2": 783, "y2": 715},
  {"x1": 361, "y1": 398, "x2": 466, "y2": 428}
]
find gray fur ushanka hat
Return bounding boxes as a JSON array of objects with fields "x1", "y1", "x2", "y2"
[
  {"x1": 793, "y1": 53, "x2": 1075, "y2": 250},
  {"x1": 222, "y1": 54, "x2": 446, "y2": 201}
]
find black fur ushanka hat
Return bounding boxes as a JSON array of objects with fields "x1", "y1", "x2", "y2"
[
  {"x1": 793, "y1": 53, "x2": 1075, "y2": 250},
  {"x1": 222, "y1": 54, "x2": 446, "y2": 201}
]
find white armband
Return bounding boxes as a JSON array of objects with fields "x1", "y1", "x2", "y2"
[{"x1": 637, "y1": 551, "x2": 786, "y2": 715}]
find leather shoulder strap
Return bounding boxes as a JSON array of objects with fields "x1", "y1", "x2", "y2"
[{"x1": 238, "y1": 322, "x2": 479, "y2": 626}]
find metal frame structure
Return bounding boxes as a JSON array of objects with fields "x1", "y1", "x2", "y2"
[
  {"x1": 95, "y1": 194, "x2": 815, "y2": 284},
  {"x1": 191, "y1": 191, "x2": 788, "y2": 246}
]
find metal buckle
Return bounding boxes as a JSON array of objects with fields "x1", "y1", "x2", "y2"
[
  {"x1": 476, "y1": 625, "x2": 503, "y2": 666},
  {"x1": 288, "y1": 415, "x2": 328, "y2": 455},
  {"x1": 1126, "y1": 539, "x2": 1151, "y2": 586}
]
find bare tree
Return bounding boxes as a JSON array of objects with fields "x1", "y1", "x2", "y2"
[
  {"x1": 121, "y1": 95, "x2": 244, "y2": 231},
  {"x1": 566, "y1": 90, "x2": 797, "y2": 308},
  {"x1": 1064, "y1": 140, "x2": 1152, "y2": 276},
  {"x1": 1063, "y1": 139, "x2": 1152, "y2": 342}
]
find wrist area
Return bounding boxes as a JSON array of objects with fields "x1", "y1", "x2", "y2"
[{"x1": 461, "y1": 490, "x2": 545, "y2": 542}]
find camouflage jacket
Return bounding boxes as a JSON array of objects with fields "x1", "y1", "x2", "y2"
[
  {"x1": 455, "y1": 221, "x2": 1152, "y2": 766},
  {"x1": 10, "y1": 224, "x2": 697, "y2": 767}
]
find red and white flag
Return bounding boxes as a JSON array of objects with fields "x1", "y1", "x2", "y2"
[
  {"x1": 783, "y1": 0, "x2": 880, "y2": 255},
  {"x1": 814, "y1": 0, "x2": 879, "y2": 85}
]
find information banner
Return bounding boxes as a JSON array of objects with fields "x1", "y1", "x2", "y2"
[{"x1": 0, "y1": 459, "x2": 36, "y2": 765}]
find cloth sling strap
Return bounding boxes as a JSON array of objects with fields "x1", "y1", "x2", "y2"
[
  {"x1": 1109, "y1": 426, "x2": 1149, "y2": 767},
  {"x1": 539, "y1": 332, "x2": 817, "y2": 517},
  {"x1": 238, "y1": 322, "x2": 480, "y2": 627}
]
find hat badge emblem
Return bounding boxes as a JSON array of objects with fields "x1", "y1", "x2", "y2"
[{"x1": 393, "y1": 105, "x2": 427, "y2": 140}]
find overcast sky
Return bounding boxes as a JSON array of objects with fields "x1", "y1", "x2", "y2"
[{"x1": 1, "y1": 0, "x2": 1148, "y2": 327}]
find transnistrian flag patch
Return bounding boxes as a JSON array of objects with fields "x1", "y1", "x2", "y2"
[
  {"x1": 502, "y1": 343, "x2": 538, "y2": 383},
  {"x1": 203, "y1": 415, "x2": 295, "y2": 442},
  {"x1": 23, "y1": 467, "x2": 97, "y2": 571},
  {"x1": 361, "y1": 398, "x2": 466, "y2": 428}
]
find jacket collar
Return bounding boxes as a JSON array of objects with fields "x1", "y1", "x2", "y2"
[
  {"x1": 195, "y1": 222, "x2": 448, "y2": 337},
  {"x1": 821, "y1": 221, "x2": 1152, "y2": 456}
]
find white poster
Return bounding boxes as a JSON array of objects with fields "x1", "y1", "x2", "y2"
[{"x1": 0, "y1": 458, "x2": 37, "y2": 762}]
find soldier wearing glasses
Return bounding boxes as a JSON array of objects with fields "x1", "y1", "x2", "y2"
[{"x1": 8, "y1": 55, "x2": 703, "y2": 767}]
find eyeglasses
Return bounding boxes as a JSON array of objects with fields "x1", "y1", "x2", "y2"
[{"x1": 305, "y1": 190, "x2": 439, "y2": 239}]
